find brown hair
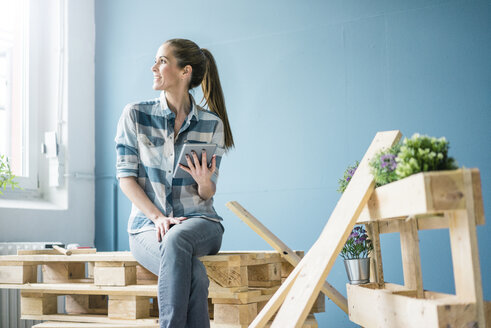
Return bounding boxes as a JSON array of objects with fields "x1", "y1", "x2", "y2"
[{"x1": 165, "y1": 38, "x2": 234, "y2": 150}]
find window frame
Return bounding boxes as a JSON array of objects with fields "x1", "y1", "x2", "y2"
[{"x1": 1, "y1": 0, "x2": 64, "y2": 196}]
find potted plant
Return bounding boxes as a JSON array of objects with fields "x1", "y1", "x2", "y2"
[
  {"x1": 0, "y1": 155, "x2": 21, "y2": 195},
  {"x1": 337, "y1": 133, "x2": 457, "y2": 284},
  {"x1": 340, "y1": 225, "x2": 373, "y2": 284}
]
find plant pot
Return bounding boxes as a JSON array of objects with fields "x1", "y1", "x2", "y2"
[{"x1": 344, "y1": 258, "x2": 370, "y2": 285}]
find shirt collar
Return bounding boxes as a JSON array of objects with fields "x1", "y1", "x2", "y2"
[{"x1": 158, "y1": 91, "x2": 199, "y2": 122}]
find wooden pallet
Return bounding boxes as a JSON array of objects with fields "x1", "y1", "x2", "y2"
[
  {"x1": 237, "y1": 130, "x2": 489, "y2": 328},
  {"x1": 347, "y1": 168, "x2": 489, "y2": 328},
  {"x1": 32, "y1": 314, "x2": 320, "y2": 328},
  {"x1": 0, "y1": 251, "x2": 323, "y2": 327}
]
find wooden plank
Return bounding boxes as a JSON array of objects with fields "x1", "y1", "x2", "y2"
[
  {"x1": 205, "y1": 264, "x2": 248, "y2": 288},
  {"x1": 214, "y1": 303, "x2": 258, "y2": 325},
  {"x1": 42, "y1": 262, "x2": 85, "y2": 283},
  {"x1": 226, "y1": 201, "x2": 349, "y2": 314},
  {"x1": 280, "y1": 251, "x2": 304, "y2": 278},
  {"x1": 448, "y1": 169, "x2": 486, "y2": 328},
  {"x1": 365, "y1": 222, "x2": 384, "y2": 287},
  {"x1": 0, "y1": 264, "x2": 37, "y2": 283},
  {"x1": 0, "y1": 250, "x2": 283, "y2": 266},
  {"x1": 346, "y1": 283, "x2": 485, "y2": 328},
  {"x1": 94, "y1": 265, "x2": 136, "y2": 286},
  {"x1": 210, "y1": 314, "x2": 318, "y2": 328},
  {"x1": 357, "y1": 169, "x2": 485, "y2": 225},
  {"x1": 108, "y1": 295, "x2": 150, "y2": 320},
  {"x1": 65, "y1": 295, "x2": 108, "y2": 314},
  {"x1": 33, "y1": 322, "x2": 158, "y2": 328},
  {"x1": 0, "y1": 251, "x2": 138, "y2": 263},
  {"x1": 136, "y1": 265, "x2": 157, "y2": 285},
  {"x1": 22, "y1": 314, "x2": 158, "y2": 324},
  {"x1": 248, "y1": 261, "x2": 304, "y2": 327},
  {"x1": 21, "y1": 292, "x2": 58, "y2": 315},
  {"x1": 265, "y1": 130, "x2": 402, "y2": 328},
  {"x1": 471, "y1": 168, "x2": 485, "y2": 226},
  {"x1": 248, "y1": 263, "x2": 281, "y2": 287},
  {"x1": 0, "y1": 282, "x2": 158, "y2": 296},
  {"x1": 376, "y1": 214, "x2": 450, "y2": 234},
  {"x1": 150, "y1": 297, "x2": 159, "y2": 317},
  {"x1": 399, "y1": 218, "x2": 423, "y2": 298},
  {"x1": 87, "y1": 262, "x2": 94, "y2": 279},
  {"x1": 309, "y1": 292, "x2": 325, "y2": 314},
  {"x1": 18, "y1": 248, "x2": 97, "y2": 255}
]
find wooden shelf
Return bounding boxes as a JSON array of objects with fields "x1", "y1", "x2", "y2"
[{"x1": 357, "y1": 168, "x2": 485, "y2": 225}]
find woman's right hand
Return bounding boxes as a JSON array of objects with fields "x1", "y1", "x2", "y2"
[{"x1": 154, "y1": 215, "x2": 188, "y2": 242}]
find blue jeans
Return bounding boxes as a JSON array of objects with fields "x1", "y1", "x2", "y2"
[{"x1": 128, "y1": 217, "x2": 224, "y2": 328}]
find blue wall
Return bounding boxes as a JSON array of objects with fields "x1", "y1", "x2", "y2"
[{"x1": 94, "y1": 1, "x2": 491, "y2": 326}]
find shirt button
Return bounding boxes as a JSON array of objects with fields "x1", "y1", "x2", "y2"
[{"x1": 168, "y1": 170, "x2": 171, "y2": 173}]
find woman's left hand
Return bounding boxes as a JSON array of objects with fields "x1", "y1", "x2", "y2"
[{"x1": 179, "y1": 150, "x2": 216, "y2": 186}]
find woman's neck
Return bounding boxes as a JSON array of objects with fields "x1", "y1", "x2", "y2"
[{"x1": 163, "y1": 89, "x2": 191, "y2": 118}]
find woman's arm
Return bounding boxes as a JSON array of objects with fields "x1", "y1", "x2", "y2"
[
  {"x1": 118, "y1": 177, "x2": 187, "y2": 242},
  {"x1": 118, "y1": 177, "x2": 162, "y2": 223}
]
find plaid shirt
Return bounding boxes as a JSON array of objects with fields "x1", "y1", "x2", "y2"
[{"x1": 115, "y1": 92, "x2": 225, "y2": 234}]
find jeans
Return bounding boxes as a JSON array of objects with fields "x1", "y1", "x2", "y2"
[{"x1": 128, "y1": 217, "x2": 224, "y2": 328}]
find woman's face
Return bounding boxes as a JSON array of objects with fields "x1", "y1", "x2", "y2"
[{"x1": 151, "y1": 43, "x2": 186, "y2": 91}]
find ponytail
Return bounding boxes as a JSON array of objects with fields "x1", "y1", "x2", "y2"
[
  {"x1": 201, "y1": 48, "x2": 234, "y2": 150},
  {"x1": 165, "y1": 39, "x2": 234, "y2": 150}
]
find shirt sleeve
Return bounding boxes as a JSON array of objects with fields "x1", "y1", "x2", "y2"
[
  {"x1": 210, "y1": 117, "x2": 225, "y2": 185},
  {"x1": 114, "y1": 105, "x2": 139, "y2": 178}
]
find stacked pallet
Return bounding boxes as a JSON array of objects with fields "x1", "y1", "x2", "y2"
[
  {"x1": 0, "y1": 249, "x2": 323, "y2": 327},
  {"x1": 204, "y1": 251, "x2": 323, "y2": 327}
]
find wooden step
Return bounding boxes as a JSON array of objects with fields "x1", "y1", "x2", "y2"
[
  {"x1": 32, "y1": 314, "x2": 319, "y2": 328},
  {"x1": 23, "y1": 314, "x2": 158, "y2": 325},
  {"x1": 0, "y1": 251, "x2": 295, "y2": 287}
]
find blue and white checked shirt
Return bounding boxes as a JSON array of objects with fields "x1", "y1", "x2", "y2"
[{"x1": 115, "y1": 92, "x2": 225, "y2": 234}]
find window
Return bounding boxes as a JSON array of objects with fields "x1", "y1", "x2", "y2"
[{"x1": 0, "y1": 0, "x2": 35, "y2": 190}]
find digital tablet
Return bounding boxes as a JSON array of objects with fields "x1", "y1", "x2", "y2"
[{"x1": 173, "y1": 143, "x2": 217, "y2": 179}]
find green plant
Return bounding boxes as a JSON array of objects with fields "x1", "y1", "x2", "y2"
[
  {"x1": 395, "y1": 133, "x2": 457, "y2": 180},
  {"x1": 0, "y1": 155, "x2": 21, "y2": 195},
  {"x1": 337, "y1": 161, "x2": 359, "y2": 193},
  {"x1": 340, "y1": 225, "x2": 373, "y2": 260}
]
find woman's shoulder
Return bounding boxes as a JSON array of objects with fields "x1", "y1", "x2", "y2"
[
  {"x1": 121, "y1": 98, "x2": 159, "y2": 120},
  {"x1": 124, "y1": 98, "x2": 159, "y2": 112}
]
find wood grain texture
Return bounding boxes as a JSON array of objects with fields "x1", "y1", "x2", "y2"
[{"x1": 269, "y1": 130, "x2": 402, "y2": 328}]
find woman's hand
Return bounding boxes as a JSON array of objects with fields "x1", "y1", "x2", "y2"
[
  {"x1": 179, "y1": 150, "x2": 216, "y2": 186},
  {"x1": 179, "y1": 151, "x2": 217, "y2": 200},
  {"x1": 154, "y1": 215, "x2": 187, "y2": 242}
]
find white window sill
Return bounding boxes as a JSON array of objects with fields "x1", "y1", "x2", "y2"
[
  {"x1": 0, "y1": 197, "x2": 66, "y2": 210},
  {"x1": 0, "y1": 188, "x2": 67, "y2": 210}
]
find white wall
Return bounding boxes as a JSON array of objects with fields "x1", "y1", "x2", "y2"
[{"x1": 0, "y1": 0, "x2": 95, "y2": 247}]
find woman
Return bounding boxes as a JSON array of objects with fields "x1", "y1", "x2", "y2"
[{"x1": 114, "y1": 38, "x2": 234, "y2": 328}]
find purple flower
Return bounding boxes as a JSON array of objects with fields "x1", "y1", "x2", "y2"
[{"x1": 380, "y1": 153, "x2": 397, "y2": 172}]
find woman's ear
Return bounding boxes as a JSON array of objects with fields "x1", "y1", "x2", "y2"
[{"x1": 182, "y1": 65, "x2": 192, "y2": 80}]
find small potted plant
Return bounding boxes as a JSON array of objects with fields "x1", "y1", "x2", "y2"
[
  {"x1": 0, "y1": 155, "x2": 21, "y2": 195},
  {"x1": 340, "y1": 225, "x2": 373, "y2": 284}
]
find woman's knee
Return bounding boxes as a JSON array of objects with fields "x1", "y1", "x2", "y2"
[{"x1": 159, "y1": 227, "x2": 194, "y2": 256}]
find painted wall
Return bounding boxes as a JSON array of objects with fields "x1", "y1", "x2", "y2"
[{"x1": 95, "y1": 1, "x2": 491, "y2": 326}]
